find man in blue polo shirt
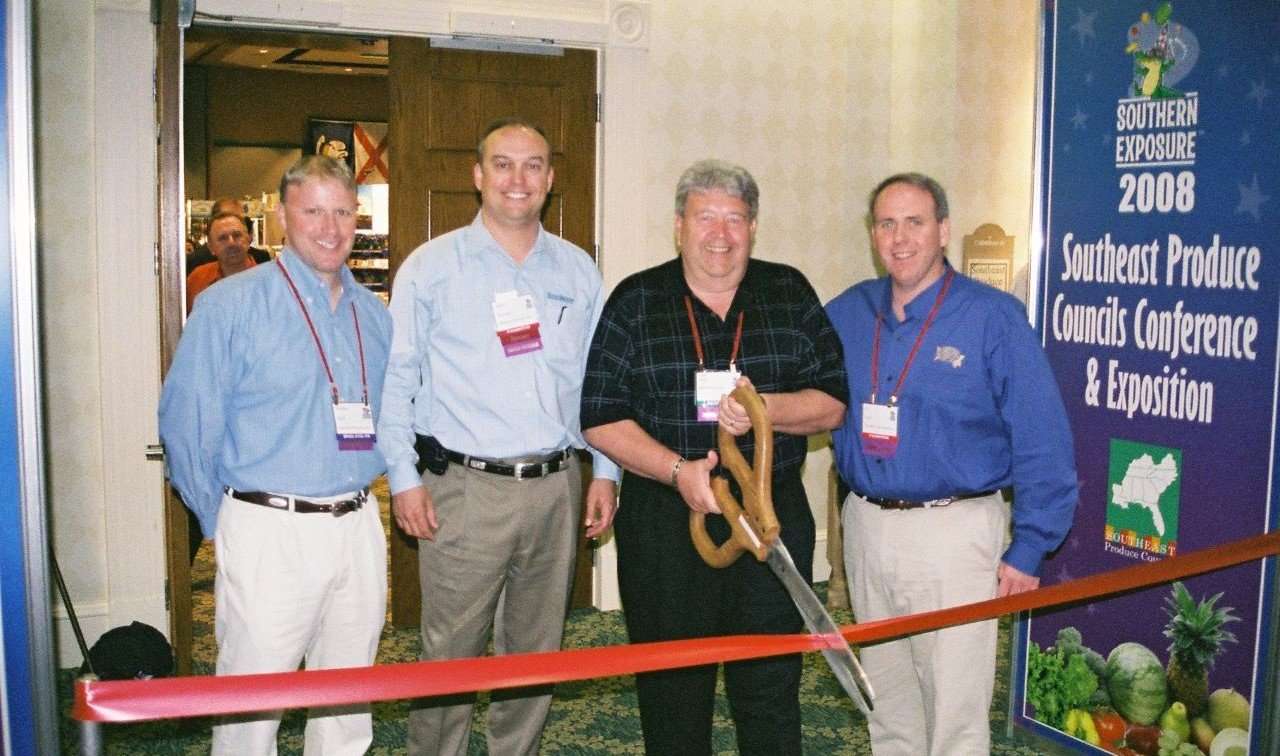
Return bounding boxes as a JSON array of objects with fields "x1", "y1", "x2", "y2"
[{"x1": 826, "y1": 173, "x2": 1078, "y2": 756}]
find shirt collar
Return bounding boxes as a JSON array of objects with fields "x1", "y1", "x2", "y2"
[
  {"x1": 877, "y1": 262, "x2": 955, "y2": 324},
  {"x1": 276, "y1": 247, "x2": 358, "y2": 307},
  {"x1": 670, "y1": 257, "x2": 758, "y2": 315},
  {"x1": 464, "y1": 212, "x2": 549, "y2": 266}
]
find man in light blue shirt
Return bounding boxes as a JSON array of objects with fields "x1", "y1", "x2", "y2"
[
  {"x1": 378, "y1": 117, "x2": 619, "y2": 756},
  {"x1": 159, "y1": 155, "x2": 391, "y2": 755}
]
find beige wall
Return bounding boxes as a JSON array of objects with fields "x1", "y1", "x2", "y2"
[
  {"x1": 37, "y1": 0, "x2": 167, "y2": 665},
  {"x1": 36, "y1": 0, "x2": 1041, "y2": 663}
]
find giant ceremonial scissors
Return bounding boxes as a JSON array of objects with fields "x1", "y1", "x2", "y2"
[{"x1": 689, "y1": 385, "x2": 875, "y2": 715}]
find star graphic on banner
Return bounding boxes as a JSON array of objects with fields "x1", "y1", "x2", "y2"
[
  {"x1": 1084, "y1": 71, "x2": 1094, "y2": 86},
  {"x1": 1217, "y1": 64, "x2": 1230, "y2": 78},
  {"x1": 1056, "y1": 566, "x2": 1074, "y2": 584},
  {"x1": 1236, "y1": 174, "x2": 1269, "y2": 220},
  {"x1": 1246, "y1": 79, "x2": 1271, "y2": 107},
  {"x1": 1071, "y1": 7, "x2": 1098, "y2": 45},
  {"x1": 1071, "y1": 108, "x2": 1089, "y2": 129},
  {"x1": 1241, "y1": 130, "x2": 1252, "y2": 146},
  {"x1": 1102, "y1": 133, "x2": 1111, "y2": 145},
  {"x1": 1063, "y1": 142, "x2": 1073, "y2": 154}
]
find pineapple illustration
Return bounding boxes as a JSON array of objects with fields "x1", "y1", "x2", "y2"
[{"x1": 1162, "y1": 581, "x2": 1239, "y2": 716}]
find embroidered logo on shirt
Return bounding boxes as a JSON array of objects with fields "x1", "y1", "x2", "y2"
[{"x1": 934, "y1": 345, "x2": 965, "y2": 368}]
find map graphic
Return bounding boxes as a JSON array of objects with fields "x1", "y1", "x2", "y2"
[{"x1": 1106, "y1": 439, "x2": 1182, "y2": 554}]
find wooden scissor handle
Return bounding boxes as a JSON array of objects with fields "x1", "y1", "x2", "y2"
[{"x1": 689, "y1": 385, "x2": 779, "y2": 567}]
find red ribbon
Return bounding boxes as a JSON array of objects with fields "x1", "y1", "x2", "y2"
[{"x1": 74, "y1": 530, "x2": 1280, "y2": 723}]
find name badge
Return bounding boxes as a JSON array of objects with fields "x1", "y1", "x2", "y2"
[
  {"x1": 695, "y1": 367, "x2": 740, "y2": 422},
  {"x1": 334, "y1": 402, "x2": 376, "y2": 451},
  {"x1": 860, "y1": 402, "x2": 899, "y2": 458},
  {"x1": 492, "y1": 290, "x2": 543, "y2": 357}
]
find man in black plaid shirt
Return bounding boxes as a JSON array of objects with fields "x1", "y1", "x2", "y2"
[{"x1": 581, "y1": 159, "x2": 848, "y2": 755}]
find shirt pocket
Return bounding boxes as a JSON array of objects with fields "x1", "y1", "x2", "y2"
[{"x1": 540, "y1": 296, "x2": 589, "y2": 369}]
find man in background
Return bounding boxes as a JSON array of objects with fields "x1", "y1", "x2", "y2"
[
  {"x1": 160, "y1": 155, "x2": 391, "y2": 755},
  {"x1": 186, "y1": 196, "x2": 271, "y2": 274},
  {"x1": 378, "y1": 117, "x2": 619, "y2": 756},
  {"x1": 826, "y1": 172, "x2": 1078, "y2": 755},
  {"x1": 185, "y1": 211, "x2": 257, "y2": 312}
]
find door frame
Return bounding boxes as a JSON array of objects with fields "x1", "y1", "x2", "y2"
[{"x1": 157, "y1": 5, "x2": 652, "y2": 661}]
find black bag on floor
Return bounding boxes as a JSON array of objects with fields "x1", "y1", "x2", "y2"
[{"x1": 80, "y1": 621, "x2": 174, "y2": 680}]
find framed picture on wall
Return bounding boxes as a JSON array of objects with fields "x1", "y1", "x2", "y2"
[{"x1": 306, "y1": 118, "x2": 388, "y2": 185}]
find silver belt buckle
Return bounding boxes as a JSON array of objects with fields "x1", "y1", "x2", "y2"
[
  {"x1": 921, "y1": 497, "x2": 954, "y2": 509},
  {"x1": 513, "y1": 461, "x2": 543, "y2": 481}
]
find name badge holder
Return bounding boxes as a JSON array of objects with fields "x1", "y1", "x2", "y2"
[
  {"x1": 277, "y1": 259, "x2": 377, "y2": 451},
  {"x1": 685, "y1": 295, "x2": 745, "y2": 423},
  {"x1": 861, "y1": 270, "x2": 954, "y2": 459},
  {"x1": 492, "y1": 290, "x2": 543, "y2": 357}
]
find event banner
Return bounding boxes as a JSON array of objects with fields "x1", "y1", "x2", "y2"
[{"x1": 1018, "y1": 2, "x2": 1278, "y2": 754}]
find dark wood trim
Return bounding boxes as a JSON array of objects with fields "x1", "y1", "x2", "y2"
[{"x1": 156, "y1": 0, "x2": 193, "y2": 677}]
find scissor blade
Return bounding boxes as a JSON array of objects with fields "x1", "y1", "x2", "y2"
[{"x1": 766, "y1": 541, "x2": 875, "y2": 715}]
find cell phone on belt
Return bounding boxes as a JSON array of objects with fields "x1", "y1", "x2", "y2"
[{"x1": 413, "y1": 434, "x2": 449, "y2": 477}]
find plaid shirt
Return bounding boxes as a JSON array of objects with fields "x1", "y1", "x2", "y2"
[{"x1": 582, "y1": 258, "x2": 848, "y2": 477}]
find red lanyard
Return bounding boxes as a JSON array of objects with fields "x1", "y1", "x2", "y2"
[
  {"x1": 870, "y1": 269, "x2": 954, "y2": 405},
  {"x1": 684, "y1": 295, "x2": 744, "y2": 369},
  {"x1": 276, "y1": 259, "x2": 369, "y2": 406}
]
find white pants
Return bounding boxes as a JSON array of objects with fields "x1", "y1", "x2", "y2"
[
  {"x1": 843, "y1": 491, "x2": 1008, "y2": 756},
  {"x1": 212, "y1": 490, "x2": 387, "y2": 756}
]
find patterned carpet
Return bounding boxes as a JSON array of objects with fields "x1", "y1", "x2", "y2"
[{"x1": 59, "y1": 493, "x2": 1046, "y2": 754}]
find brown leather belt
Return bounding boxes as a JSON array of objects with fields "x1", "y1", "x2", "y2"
[
  {"x1": 856, "y1": 489, "x2": 998, "y2": 510},
  {"x1": 226, "y1": 487, "x2": 367, "y2": 516},
  {"x1": 445, "y1": 448, "x2": 573, "y2": 480}
]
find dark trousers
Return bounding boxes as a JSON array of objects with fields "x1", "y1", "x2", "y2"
[{"x1": 615, "y1": 471, "x2": 813, "y2": 756}]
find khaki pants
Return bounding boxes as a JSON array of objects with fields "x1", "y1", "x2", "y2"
[
  {"x1": 407, "y1": 455, "x2": 582, "y2": 756},
  {"x1": 843, "y1": 491, "x2": 1007, "y2": 756},
  {"x1": 212, "y1": 491, "x2": 387, "y2": 756}
]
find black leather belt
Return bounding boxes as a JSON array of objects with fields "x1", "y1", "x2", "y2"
[
  {"x1": 226, "y1": 487, "x2": 367, "y2": 517},
  {"x1": 855, "y1": 489, "x2": 998, "y2": 510},
  {"x1": 445, "y1": 447, "x2": 573, "y2": 480}
]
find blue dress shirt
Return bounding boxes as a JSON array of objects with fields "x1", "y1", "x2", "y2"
[
  {"x1": 379, "y1": 214, "x2": 620, "y2": 495},
  {"x1": 159, "y1": 249, "x2": 392, "y2": 537},
  {"x1": 826, "y1": 268, "x2": 1078, "y2": 575}
]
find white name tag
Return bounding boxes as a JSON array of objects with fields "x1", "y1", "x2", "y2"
[
  {"x1": 334, "y1": 401, "x2": 376, "y2": 451},
  {"x1": 860, "y1": 402, "x2": 899, "y2": 458},
  {"x1": 694, "y1": 368, "x2": 740, "y2": 422},
  {"x1": 492, "y1": 290, "x2": 543, "y2": 356}
]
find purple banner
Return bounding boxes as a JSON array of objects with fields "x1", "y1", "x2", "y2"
[{"x1": 1018, "y1": 2, "x2": 1279, "y2": 754}]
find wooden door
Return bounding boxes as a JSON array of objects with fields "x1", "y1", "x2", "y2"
[{"x1": 387, "y1": 41, "x2": 599, "y2": 627}]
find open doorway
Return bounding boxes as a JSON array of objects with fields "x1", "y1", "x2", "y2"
[{"x1": 165, "y1": 23, "x2": 600, "y2": 672}]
